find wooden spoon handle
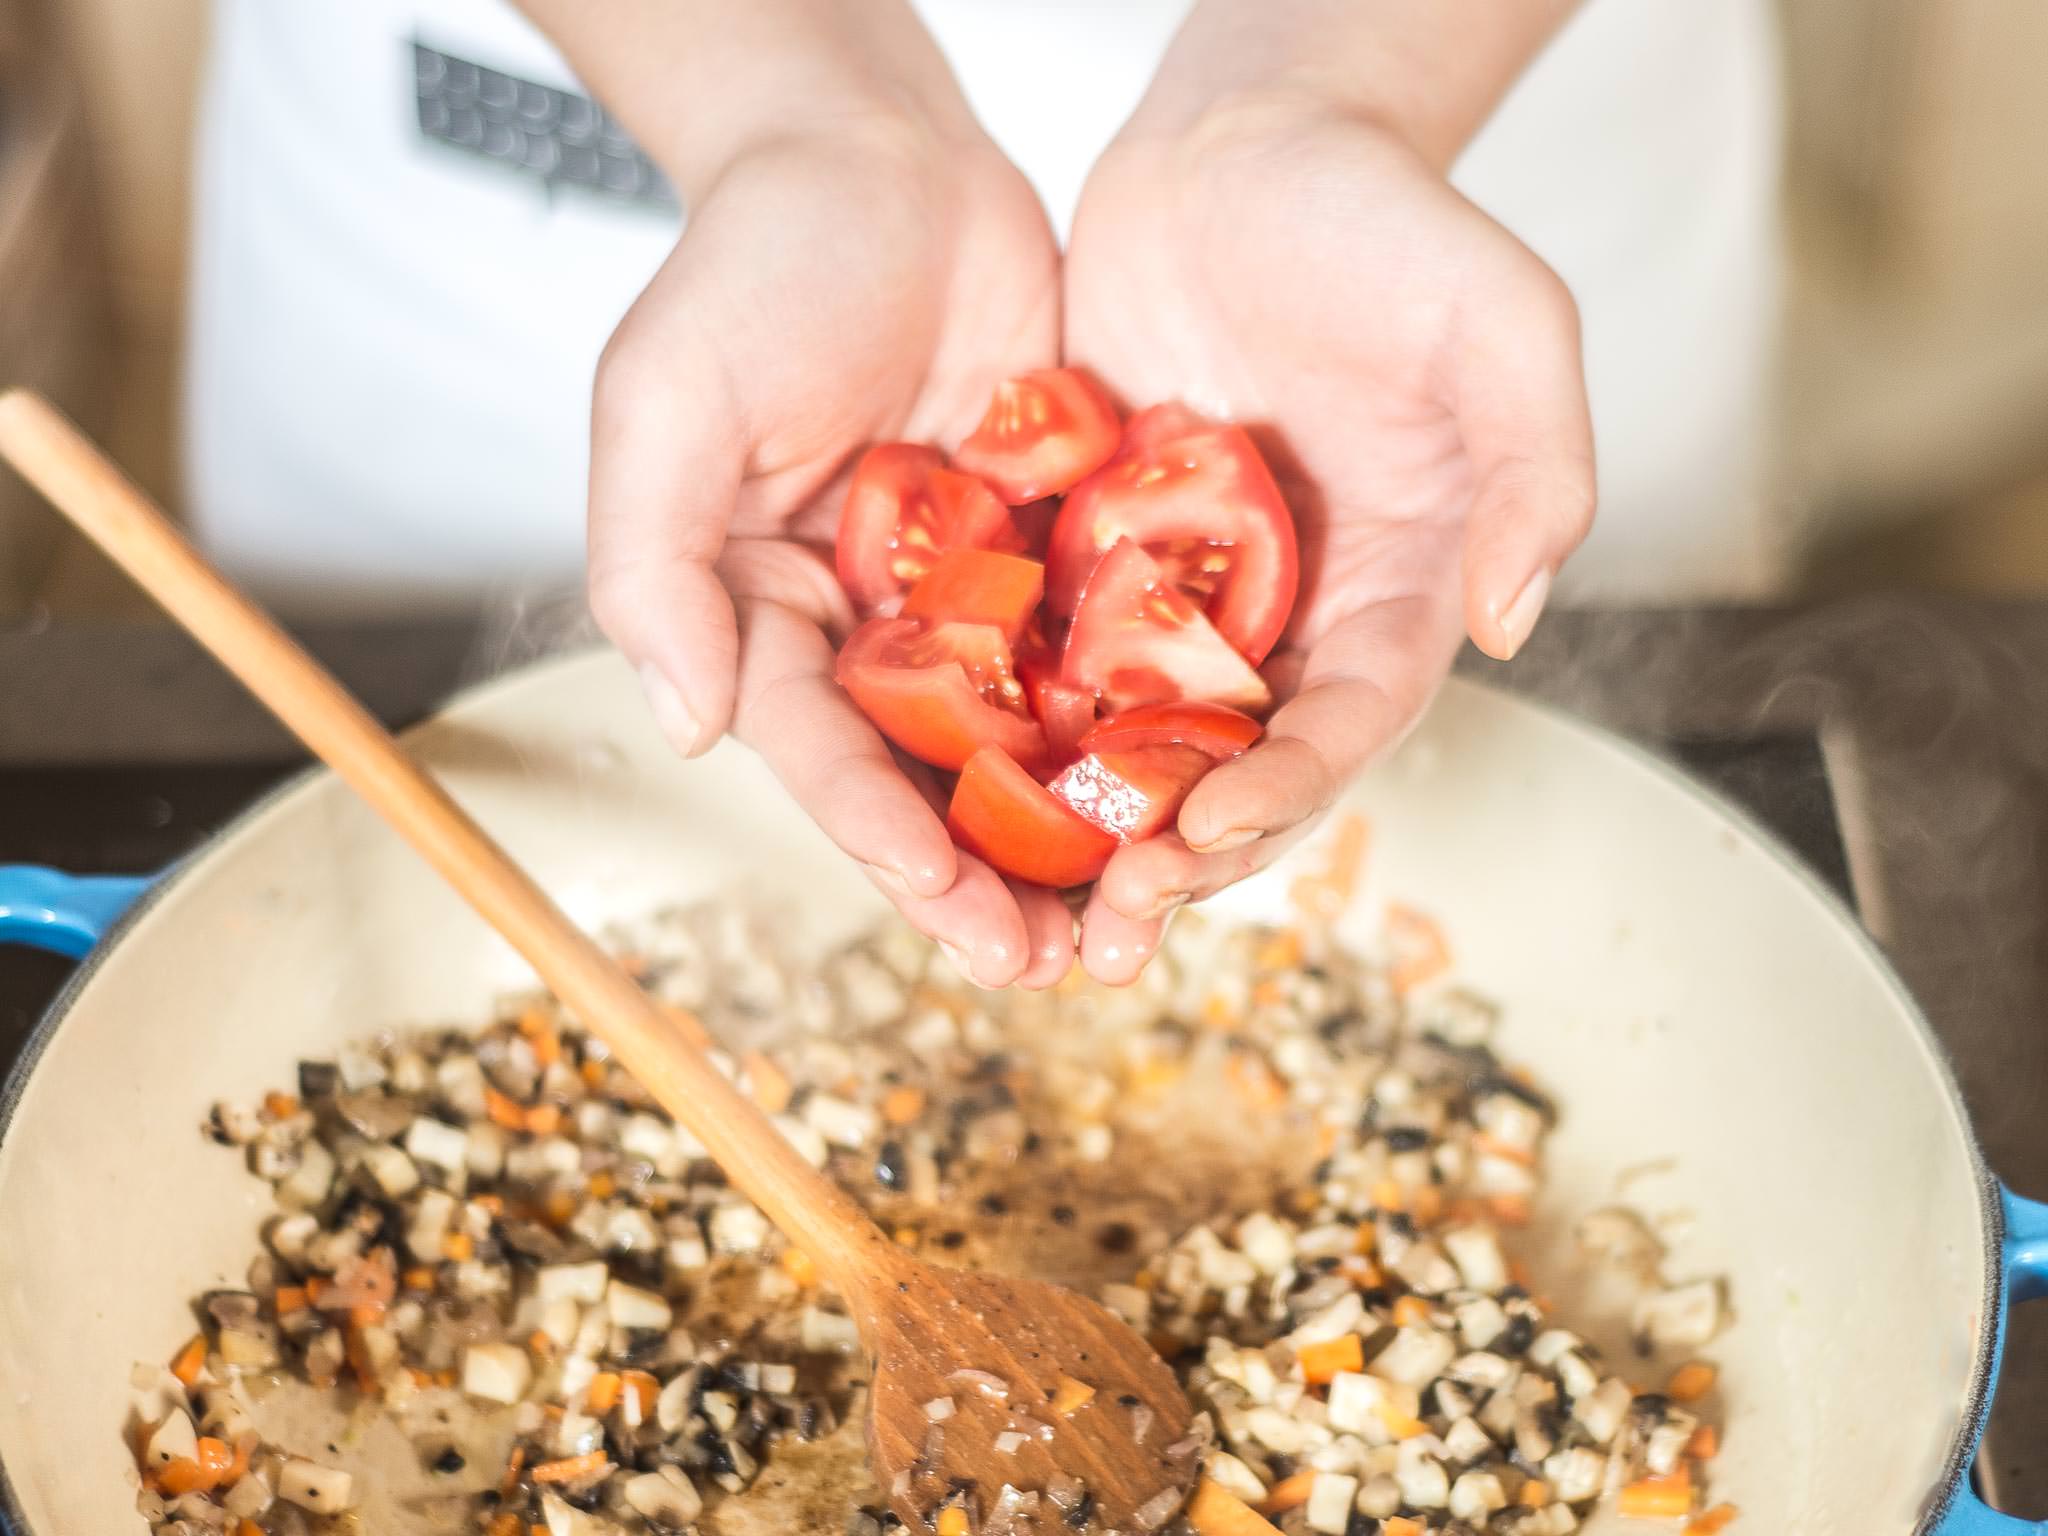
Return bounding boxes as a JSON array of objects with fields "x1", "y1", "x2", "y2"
[{"x1": 0, "y1": 389, "x2": 893, "y2": 1283}]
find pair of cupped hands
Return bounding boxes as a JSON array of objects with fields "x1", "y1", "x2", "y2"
[{"x1": 574, "y1": 7, "x2": 1596, "y2": 990}]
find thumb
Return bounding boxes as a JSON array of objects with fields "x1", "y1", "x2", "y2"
[{"x1": 586, "y1": 248, "x2": 745, "y2": 756}]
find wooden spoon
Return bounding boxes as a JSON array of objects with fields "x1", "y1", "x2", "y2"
[{"x1": 0, "y1": 391, "x2": 1197, "y2": 1531}]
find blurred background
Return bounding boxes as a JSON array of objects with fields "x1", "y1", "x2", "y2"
[{"x1": 3, "y1": 0, "x2": 2046, "y2": 618}]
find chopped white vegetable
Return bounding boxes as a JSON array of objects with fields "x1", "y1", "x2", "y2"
[
  {"x1": 460, "y1": 1342, "x2": 532, "y2": 1404},
  {"x1": 277, "y1": 1459, "x2": 354, "y2": 1513}
]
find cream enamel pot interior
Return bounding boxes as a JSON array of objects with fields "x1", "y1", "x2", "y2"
[{"x1": 1, "y1": 651, "x2": 2042, "y2": 1535}]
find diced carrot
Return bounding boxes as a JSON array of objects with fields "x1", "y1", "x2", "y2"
[
  {"x1": 1409, "y1": 1185, "x2": 1443, "y2": 1225},
  {"x1": 274, "y1": 1284, "x2": 309, "y2": 1314},
  {"x1": 1298, "y1": 1334, "x2": 1363, "y2": 1385},
  {"x1": 936, "y1": 1508, "x2": 970, "y2": 1536},
  {"x1": 1337, "y1": 1256, "x2": 1382, "y2": 1288},
  {"x1": 741, "y1": 1051, "x2": 793, "y2": 1114},
  {"x1": 1686, "y1": 1503, "x2": 1740, "y2": 1535},
  {"x1": 525, "y1": 1103, "x2": 562, "y2": 1136},
  {"x1": 530, "y1": 1450, "x2": 612, "y2": 1484},
  {"x1": 621, "y1": 1371, "x2": 659, "y2": 1418},
  {"x1": 237, "y1": 1521, "x2": 266, "y2": 1536},
  {"x1": 1667, "y1": 1361, "x2": 1718, "y2": 1402},
  {"x1": 532, "y1": 1525, "x2": 549, "y2": 1536},
  {"x1": 488, "y1": 1515, "x2": 522, "y2": 1536},
  {"x1": 1688, "y1": 1424, "x2": 1721, "y2": 1460},
  {"x1": 544, "y1": 1190, "x2": 576, "y2": 1227},
  {"x1": 1256, "y1": 1470, "x2": 1317, "y2": 1514},
  {"x1": 1290, "y1": 814, "x2": 1369, "y2": 924},
  {"x1": 402, "y1": 1267, "x2": 436, "y2": 1292},
  {"x1": 443, "y1": 1232, "x2": 474, "y2": 1262},
  {"x1": 1384, "y1": 1522, "x2": 1423, "y2": 1536},
  {"x1": 262, "y1": 1091, "x2": 299, "y2": 1121},
  {"x1": 154, "y1": 1457, "x2": 218, "y2": 1496},
  {"x1": 780, "y1": 1247, "x2": 819, "y2": 1287},
  {"x1": 585, "y1": 1372, "x2": 622, "y2": 1414},
  {"x1": 1129, "y1": 1057, "x2": 1185, "y2": 1096},
  {"x1": 1618, "y1": 1468, "x2": 1695, "y2": 1518},
  {"x1": 349, "y1": 1302, "x2": 386, "y2": 1329},
  {"x1": 1386, "y1": 903, "x2": 1452, "y2": 993},
  {"x1": 1371, "y1": 1178, "x2": 1407, "y2": 1213},
  {"x1": 499, "y1": 1447, "x2": 526, "y2": 1498},
  {"x1": 1255, "y1": 930, "x2": 1305, "y2": 972},
  {"x1": 1200, "y1": 994, "x2": 1238, "y2": 1032},
  {"x1": 1378, "y1": 1401, "x2": 1428, "y2": 1440},
  {"x1": 528, "y1": 1329, "x2": 555, "y2": 1358},
  {"x1": 517, "y1": 1008, "x2": 562, "y2": 1066},
  {"x1": 1316, "y1": 1122, "x2": 1340, "y2": 1156},
  {"x1": 1225, "y1": 1052, "x2": 1287, "y2": 1111},
  {"x1": 473, "y1": 1193, "x2": 505, "y2": 1216},
  {"x1": 346, "y1": 1326, "x2": 378, "y2": 1393},
  {"x1": 1051, "y1": 1376, "x2": 1096, "y2": 1416},
  {"x1": 224, "y1": 1435, "x2": 252, "y2": 1485},
  {"x1": 1353, "y1": 1223, "x2": 1377, "y2": 1255},
  {"x1": 587, "y1": 1170, "x2": 616, "y2": 1200},
  {"x1": 169, "y1": 1333, "x2": 207, "y2": 1388},
  {"x1": 1251, "y1": 979, "x2": 1285, "y2": 1009},
  {"x1": 1519, "y1": 1480, "x2": 1551, "y2": 1507},
  {"x1": 893, "y1": 1226, "x2": 920, "y2": 1247},
  {"x1": 1186, "y1": 1478, "x2": 1284, "y2": 1536},
  {"x1": 1471, "y1": 1132, "x2": 1538, "y2": 1168},
  {"x1": 484, "y1": 1087, "x2": 528, "y2": 1130},
  {"x1": 1393, "y1": 1295, "x2": 1431, "y2": 1328},
  {"x1": 881, "y1": 1085, "x2": 926, "y2": 1126},
  {"x1": 194, "y1": 1437, "x2": 235, "y2": 1480},
  {"x1": 1490, "y1": 1194, "x2": 1534, "y2": 1227},
  {"x1": 579, "y1": 1058, "x2": 607, "y2": 1090}
]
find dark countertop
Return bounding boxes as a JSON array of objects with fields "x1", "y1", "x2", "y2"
[{"x1": 3, "y1": 598, "x2": 2047, "y2": 1512}]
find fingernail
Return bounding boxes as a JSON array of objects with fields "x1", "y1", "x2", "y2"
[
  {"x1": 1191, "y1": 827, "x2": 1261, "y2": 854},
  {"x1": 863, "y1": 863, "x2": 913, "y2": 898},
  {"x1": 1498, "y1": 567, "x2": 1552, "y2": 658},
  {"x1": 938, "y1": 941, "x2": 980, "y2": 986},
  {"x1": 637, "y1": 662, "x2": 702, "y2": 755}
]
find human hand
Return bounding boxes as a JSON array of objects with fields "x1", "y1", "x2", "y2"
[
  {"x1": 1063, "y1": 86, "x2": 1596, "y2": 980},
  {"x1": 567, "y1": 9, "x2": 1070, "y2": 987}
]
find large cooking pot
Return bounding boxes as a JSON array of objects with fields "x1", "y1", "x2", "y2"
[{"x1": 0, "y1": 652, "x2": 2041, "y2": 1534}]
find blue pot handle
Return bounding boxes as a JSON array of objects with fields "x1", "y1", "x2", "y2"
[
  {"x1": 0, "y1": 865, "x2": 151, "y2": 959},
  {"x1": 1935, "y1": 1185, "x2": 2048, "y2": 1533}
]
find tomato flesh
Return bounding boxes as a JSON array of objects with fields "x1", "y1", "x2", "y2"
[
  {"x1": 948, "y1": 747, "x2": 1117, "y2": 887},
  {"x1": 1080, "y1": 701, "x2": 1263, "y2": 761},
  {"x1": 835, "y1": 618, "x2": 1046, "y2": 771},
  {"x1": 836, "y1": 444, "x2": 1020, "y2": 618},
  {"x1": 900, "y1": 550, "x2": 1044, "y2": 643},
  {"x1": 1048, "y1": 744, "x2": 1213, "y2": 843},
  {"x1": 953, "y1": 369, "x2": 1122, "y2": 504},
  {"x1": 1047, "y1": 404, "x2": 1298, "y2": 663},
  {"x1": 1063, "y1": 540, "x2": 1272, "y2": 714},
  {"x1": 1017, "y1": 651, "x2": 1096, "y2": 767}
]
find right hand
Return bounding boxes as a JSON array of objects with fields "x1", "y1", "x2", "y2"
[{"x1": 587, "y1": 95, "x2": 1068, "y2": 988}]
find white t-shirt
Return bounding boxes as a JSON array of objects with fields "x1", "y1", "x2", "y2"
[{"x1": 185, "y1": 0, "x2": 1783, "y2": 616}]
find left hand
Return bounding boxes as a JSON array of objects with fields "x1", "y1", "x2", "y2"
[{"x1": 1062, "y1": 89, "x2": 1597, "y2": 981}]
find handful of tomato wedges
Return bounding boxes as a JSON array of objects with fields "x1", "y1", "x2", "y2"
[{"x1": 833, "y1": 369, "x2": 1298, "y2": 892}]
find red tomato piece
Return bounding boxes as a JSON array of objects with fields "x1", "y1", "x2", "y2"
[
  {"x1": 1080, "y1": 701, "x2": 1263, "y2": 760},
  {"x1": 953, "y1": 369, "x2": 1122, "y2": 504},
  {"x1": 899, "y1": 550, "x2": 1045, "y2": 643},
  {"x1": 1062, "y1": 540, "x2": 1273, "y2": 714},
  {"x1": 836, "y1": 444, "x2": 1020, "y2": 618},
  {"x1": 947, "y1": 747, "x2": 1117, "y2": 888},
  {"x1": 1017, "y1": 651, "x2": 1096, "y2": 767},
  {"x1": 836, "y1": 618, "x2": 1046, "y2": 771},
  {"x1": 1048, "y1": 744, "x2": 1213, "y2": 844},
  {"x1": 1047, "y1": 403, "x2": 1299, "y2": 663}
]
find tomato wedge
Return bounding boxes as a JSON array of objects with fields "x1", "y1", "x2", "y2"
[
  {"x1": 947, "y1": 747, "x2": 1117, "y2": 887},
  {"x1": 835, "y1": 618, "x2": 1046, "y2": 771},
  {"x1": 1017, "y1": 651, "x2": 1096, "y2": 767},
  {"x1": 1080, "y1": 701, "x2": 1263, "y2": 761},
  {"x1": 900, "y1": 550, "x2": 1044, "y2": 643},
  {"x1": 953, "y1": 369, "x2": 1122, "y2": 504},
  {"x1": 836, "y1": 444, "x2": 1020, "y2": 618},
  {"x1": 1048, "y1": 744, "x2": 1213, "y2": 843},
  {"x1": 1063, "y1": 540, "x2": 1272, "y2": 714},
  {"x1": 1047, "y1": 404, "x2": 1299, "y2": 663}
]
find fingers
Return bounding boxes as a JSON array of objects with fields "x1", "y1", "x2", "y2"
[
  {"x1": 1453, "y1": 255, "x2": 1597, "y2": 660},
  {"x1": 1077, "y1": 882, "x2": 1171, "y2": 987},
  {"x1": 1174, "y1": 589, "x2": 1463, "y2": 856},
  {"x1": 864, "y1": 856, "x2": 1035, "y2": 989},
  {"x1": 587, "y1": 250, "x2": 747, "y2": 756},
  {"x1": 728, "y1": 598, "x2": 958, "y2": 900},
  {"x1": 1010, "y1": 881, "x2": 1079, "y2": 989}
]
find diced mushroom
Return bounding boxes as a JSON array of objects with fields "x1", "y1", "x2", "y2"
[{"x1": 623, "y1": 1466, "x2": 703, "y2": 1528}]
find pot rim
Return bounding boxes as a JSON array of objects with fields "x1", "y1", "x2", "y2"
[{"x1": 0, "y1": 657, "x2": 2003, "y2": 1535}]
